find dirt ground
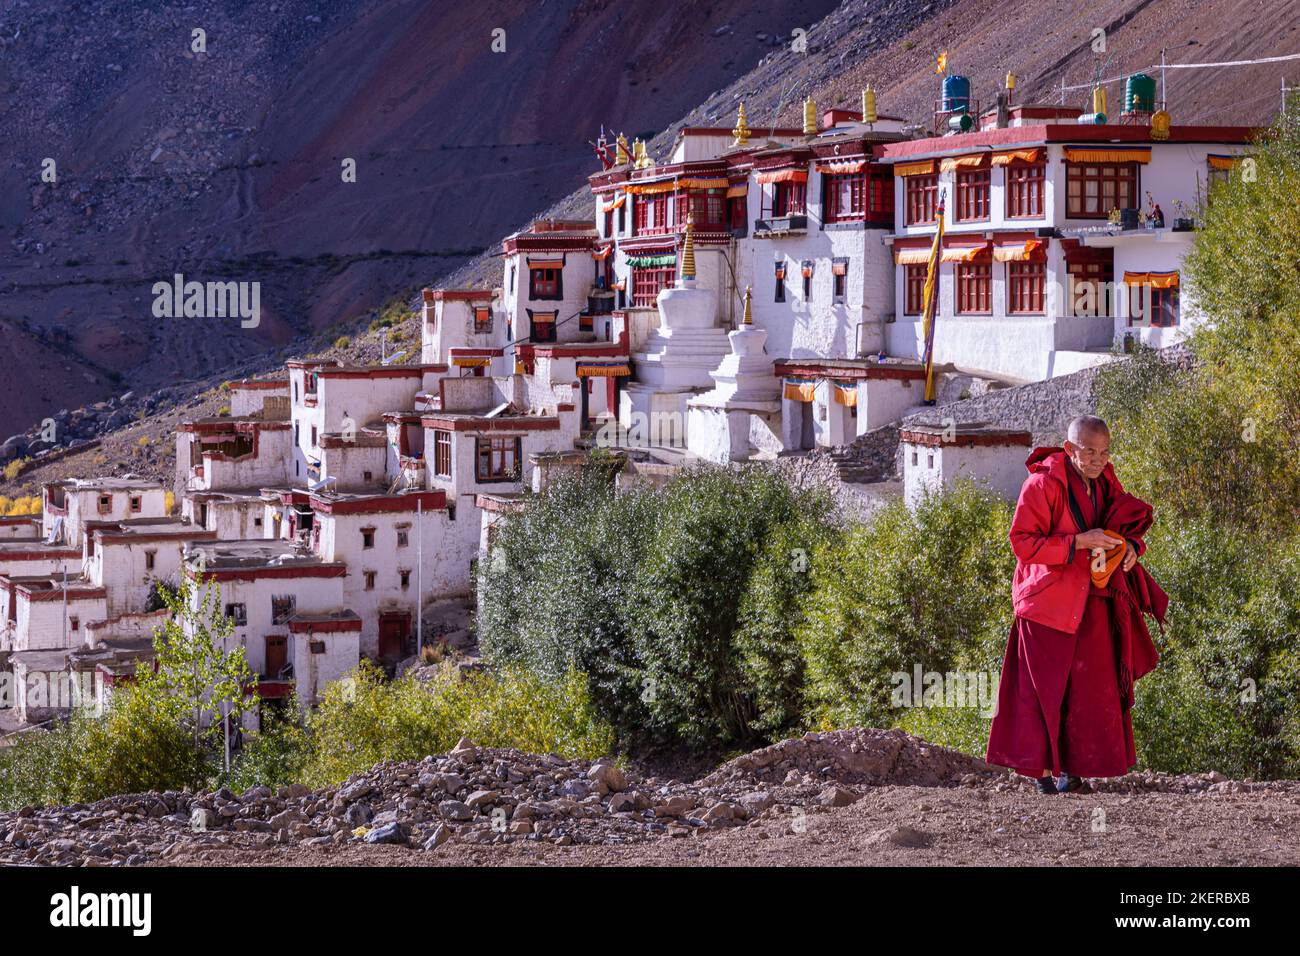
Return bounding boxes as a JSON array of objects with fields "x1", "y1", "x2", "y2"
[{"x1": 157, "y1": 784, "x2": 1300, "y2": 867}]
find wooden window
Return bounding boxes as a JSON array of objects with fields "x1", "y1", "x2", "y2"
[
  {"x1": 772, "y1": 181, "x2": 806, "y2": 216},
  {"x1": 1066, "y1": 162, "x2": 1139, "y2": 218},
  {"x1": 310, "y1": 425, "x2": 317, "y2": 447},
  {"x1": 400, "y1": 569, "x2": 411, "y2": 590},
  {"x1": 633, "y1": 195, "x2": 669, "y2": 234},
  {"x1": 687, "y1": 192, "x2": 726, "y2": 230},
  {"x1": 364, "y1": 571, "x2": 376, "y2": 590},
  {"x1": 774, "y1": 262, "x2": 786, "y2": 303},
  {"x1": 728, "y1": 196, "x2": 746, "y2": 230},
  {"x1": 801, "y1": 261, "x2": 813, "y2": 300},
  {"x1": 473, "y1": 307, "x2": 492, "y2": 333},
  {"x1": 476, "y1": 436, "x2": 522, "y2": 482},
  {"x1": 825, "y1": 173, "x2": 865, "y2": 222},
  {"x1": 1006, "y1": 161, "x2": 1046, "y2": 218},
  {"x1": 956, "y1": 260, "x2": 992, "y2": 314},
  {"x1": 1068, "y1": 259, "x2": 1115, "y2": 317},
  {"x1": 529, "y1": 267, "x2": 562, "y2": 300},
  {"x1": 97, "y1": 494, "x2": 113, "y2": 515},
  {"x1": 433, "y1": 430, "x2": 452, "y2": 477},
  {"x1": 361, "y1": 527, "x2": 375, "y2": 549},
  {"x1": 144, "y1": 550, "x2": 156, "y2": 571},
  {"x1": 129, "y1": 495, "x2": 143, "y2": 513},
  {"x1": 832, "y1": 259, "x2": 848, "y2": 301},
  {"x1": 904, "y1": 264, "x2": 928, "y2": 315},
  {"x1": 868, "y1": 171, "x2": 895, "y2": 221},
  {"x1": 1007, "y1": 260, "x2": 1046, "y2": 314},
  {"x1": 955, "y1": 168, "x2": 990, "y2": 221},
  {"x1": 69, "y1": 616, "x2": 79, "y2": 633},
  {"x1": 271, "y1": 595, "x2": 295, "y2": 625},
  {"x1": 905, "y1": 174, "x2": 939, "y2": 225},
  {"x1": 1128, "y1": 283, "x2": 1180, "y2": 327},
  {"x1": 397, "y1": 529, "x2": 409, "y2": 548},
  {"x1": 528, "y1": 310, "x2": 557, "y2": 343},
  {"x1": 225, "y1": 603, "x2": 247, "y2": 626},
  {"x1": 632, "y1": 266, "x2": 674, "y2": 307}
]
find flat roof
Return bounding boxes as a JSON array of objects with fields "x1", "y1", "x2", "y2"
[{"x1": 45, "y1": 477, "x2": 163, "y2": 491}]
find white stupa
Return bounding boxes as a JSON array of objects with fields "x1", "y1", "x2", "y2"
[
  {"x1": 687, "y1": 287, "x2": 783, "y2": 463},
  {"x1": 620, "y1": 216, "x2": 730, "y2": 447}
]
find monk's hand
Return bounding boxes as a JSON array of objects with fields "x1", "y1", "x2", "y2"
[
  {"x1": 1122, "y1": 540, "x2": 1138, "y2": 572},
  {"x1": 1075, "y1": 528, "x2": 1125, "y2": 551}
]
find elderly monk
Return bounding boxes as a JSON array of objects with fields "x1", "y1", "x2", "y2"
[{"x1": 986, "y1": 415, "x2": 1167, "y2": 794}]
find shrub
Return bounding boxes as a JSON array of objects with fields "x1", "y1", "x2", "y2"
[
  {"x1": 3, "y1": 458, "x2": 29, "y2": 482},
  {"x1": 478, "y1": 467, "x2": 656, "y2": 736},
  {"x1": 0, "y1": 687, "x2": 209, "y2": 810},
  {"x1": 225, "y1": 703, "x2": 311, "y2": 793},
  {"x1": 334, "y1": 335, "x2": 351, "y2": 349},
  {"x1": 479, "y1": 463, "x2": 837, "y2": 749},
  {"x1": 1134, "y1": 520, "x2": 1300, "y2": 778},
  {"x1": 624, "y1": 466, "x2": 835, "y2": 747},
  {"x1": 300, "y1": 661, "x2": 614, "y2": 787},
  {"x1": 797, "y1": 481, "x2": 1014, "y2": 732}
]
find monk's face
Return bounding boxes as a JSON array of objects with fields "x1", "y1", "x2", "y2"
[{"x1": 1064, "y1": 429, "x2": 1110, "y2": 481}]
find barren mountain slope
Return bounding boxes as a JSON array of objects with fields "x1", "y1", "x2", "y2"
[
  {"x1": 0, "y1": 0, "x2": 841, "y2": 436},
  {"x1": 3, "y1": 0, "x2": 1296, "y2": 494}
]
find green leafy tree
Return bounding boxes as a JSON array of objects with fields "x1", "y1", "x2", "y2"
[{"x1": 142, "y1": 575, "x2": 255, "y2": 772}]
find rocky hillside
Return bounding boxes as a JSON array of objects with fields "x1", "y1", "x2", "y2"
[
  {"x1": 0, "y1": 0, "x2": 843, "y2": 437},
  {"x1": 3, "y1": 729, "x2": 1296, "y2": 867},
  {"x1": 3, "y1": 0, "x2": 1295, "y2": 495}
]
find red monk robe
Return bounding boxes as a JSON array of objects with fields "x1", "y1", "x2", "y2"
[{"x1": 986, "y1": 447, "x2": 1167, "y2": 779}]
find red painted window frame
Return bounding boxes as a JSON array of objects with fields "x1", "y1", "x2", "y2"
[
  {"x1": 529, "y1": 267, "x2": 562, "y2": 300},
  {"x1": 1066, "y1": 162, "x2": 1140, "y2": 218},
  {"x1": 905, "y1": 174, "x2": 939, "y2": 225},
  {"x1": 955, "y1": 168, "x2": 991, "y2": 222},
  {"x1": 632, "y1": 266, "x2": 674, "y2": 307},
  {"x1": 956, "y1": 260, "x2": 992, "y2": 314},
  {"x1": 1005, "y1": 160, "x2": 1046, "y2": 218},
  {"x1": 904, "y1": 263, "x2": 928, "y2": 316},
  {"x1": 433, "y1": 430, "x2": 451, "y2": 477},
  {"x1": 1007, "y1": 260, "x2": 1047, "y2": 314}
]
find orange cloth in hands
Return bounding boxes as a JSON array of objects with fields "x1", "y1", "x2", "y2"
[{"x1": 1090, "y1": 529, "x2": 1127, "y2": 588}]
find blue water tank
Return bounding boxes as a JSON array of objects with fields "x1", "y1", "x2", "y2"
[{"x1": 942, "y1": 74, "x2": 971, "y2": 113}]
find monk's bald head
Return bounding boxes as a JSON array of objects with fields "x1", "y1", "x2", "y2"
[
  {"x1": 1068, "y1": 415, "x2": 1109, "y2": 445},
  {"x1": 1065, "y1": 415, "x2": 1111, "y2": 479}
]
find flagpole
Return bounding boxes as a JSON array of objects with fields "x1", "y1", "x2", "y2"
[{"x1": 920, "y1": 187, "x2": 947, "y2": 405}]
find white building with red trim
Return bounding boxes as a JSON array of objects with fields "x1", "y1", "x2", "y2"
[
  {"x1": 901, "y1": 422, "x2": 1034, "y2": 508},
  {"x1": 41, "y1": 478, "x2": 168, "y2": 547},
  {"x1": 183, "y1": 540, "x2": 359, "y2": 721},
  {"x1": 881, "y1": 108, "x2": 1253, "y2": 382}
]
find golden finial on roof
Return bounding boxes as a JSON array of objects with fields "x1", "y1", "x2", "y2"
[
  {"x1": 732, "y1": 102, "x2": 751, "y2": 147},
  {"x1": 803, "y1": 95, "x2": 818, "y2": 136},
  {"x1": 681, "y1": 212, "x2": 696, "y2": 281},
  {"x1": 862, "y1": 86, "x2": 878, "y2": 124},
  {"x1": 615, "y1": 133, "x2": 630, "y2": 165},
  {"x1": 742, "y1": 285, "x2": 753, "y2": 325},
  {"x1": 632, "y1": 138, "x2": 653, "y2": 169}
]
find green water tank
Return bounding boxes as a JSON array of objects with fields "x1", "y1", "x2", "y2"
[{"x1": 1125, "y1": 73, "x2": 1157, "y2": 113}]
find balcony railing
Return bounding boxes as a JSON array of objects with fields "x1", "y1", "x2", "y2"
[{"x1": 754, "y1": 214, "x2": 808, "y2": 236}]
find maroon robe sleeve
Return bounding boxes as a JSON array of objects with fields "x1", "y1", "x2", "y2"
[{"x1": 1009, "y1": 473, "x2": 1074, "y2": 566}]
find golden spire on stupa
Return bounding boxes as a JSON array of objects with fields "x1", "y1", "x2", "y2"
[
  {"x1": 632, "y1": 138, "x2": 653, "y2": 169},
  {"x1": 615, "y1": 133, "x2": 630, "y2": 165},
  {"x1": 803, "y1": 95, "x2": 818, "y2": 136},
  {"x1": 731, "y1": 102, "x2": 751, "y2": 147},
  {"x1": 742, "y1": 285, "x2": 753, "y2": 324},
  {"x1": 681, "y1": 211, "x2": 696, "y2": 281}
]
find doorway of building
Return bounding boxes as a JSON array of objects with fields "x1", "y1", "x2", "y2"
[
  {"x1": 264, "y1": 634, "x2": 288, "y2": 679},
  {"x1": 378, "y1": 612, "x2": 412, "y2": 664},
  {"x1": 799, "y1": 401, "x2": 816, "y2": 450}
]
